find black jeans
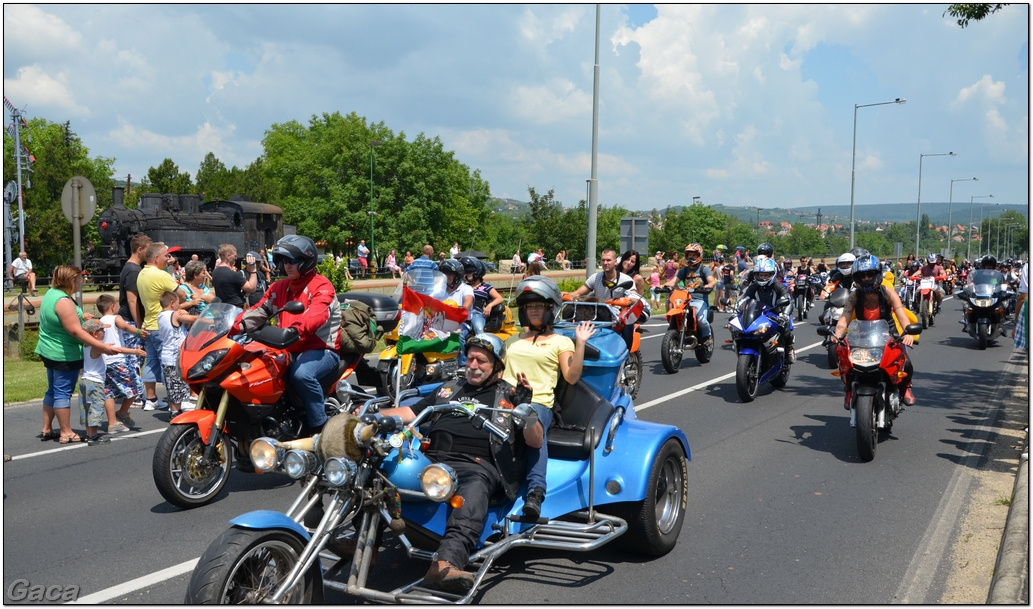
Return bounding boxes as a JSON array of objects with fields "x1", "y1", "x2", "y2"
[{"x1": 433, "y1": 455, "x2": 503, "y2": 569}]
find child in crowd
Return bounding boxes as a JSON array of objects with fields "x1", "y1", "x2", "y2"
[
  {"x1": 96, "y1": 295, "x2": 146, "y2": 428},
  {"x1": 649, "y1": 267, "x2": 662, "y2": 312},
  {"x1": 157, "y1": 291, "x2": 197, "y2": 416},
  {"x1": 80, "y1": 319, "x2": 146, "y2": 444}
]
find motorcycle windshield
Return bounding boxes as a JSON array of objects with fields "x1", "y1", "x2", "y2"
[
  {"x1": 393, "y1": 268, "x2": 446, "y2": 301},
  {"x1": 846, "y1": 319, "x2": 891, "y2": 349},
  {"x1": 966, "y1": 270, "x2": 1003, "y2": 296},
  {"x1": 184, "y1": 303, "x2": 243, "y2": 352}
]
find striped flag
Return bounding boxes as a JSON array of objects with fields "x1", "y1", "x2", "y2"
[{"x1": 396, "y1": 286, "x2": 468, "y2": 355}]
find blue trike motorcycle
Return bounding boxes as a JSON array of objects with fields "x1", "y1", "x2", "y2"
[
  {"x1": 724, "y1": 296, "x2": 793, "y2": 402},
  {"x1": 184, "y1": 300, "x2": 690, "y2": 604}
]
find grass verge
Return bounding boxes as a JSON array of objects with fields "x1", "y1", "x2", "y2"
[{"x1": 3, "y1": 355, "x2": 47, "y2": 403}]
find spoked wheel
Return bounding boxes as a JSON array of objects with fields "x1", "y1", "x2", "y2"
[
  {"x1": 694, "y1": 335, "x2": 714, "y2": 364},
  {"x1": 185, "y1": 527, "x2": 322, "y2": 604},
  {"x1": 619, "y1": 350, "x2": 643, "y2": 399},
  {"x1": 660, "y1": 328, "x2": 683, "y2": 374},
  {"x1": 153, "y1": 424, "x2": 231, "y2": 509},
  {"x1": 854, "y1": 394, "x2": 877, "y2": 462},
  {"x1": 796, "y1": 294, "x2": 806, "y2": 321},
  {"x1": 735, "y1": 353, "x2": 759, "y2": 402},
  {"x1": 920, "y1": 301, "x2": 930, "y2": 329},
  {"x1": 607, "y1": 438, "x2": 688, "y2": 556}
]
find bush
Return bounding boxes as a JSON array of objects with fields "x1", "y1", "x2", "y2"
[
  {"x1": 556, "y1": 278, "x2": 584, "y2": 293},
  {"x1": 317, "y1": 257, "x2": 353, "y2": 294},
  {"x1": 19, "y1": 329, "x2": 40, "y2": 361}
]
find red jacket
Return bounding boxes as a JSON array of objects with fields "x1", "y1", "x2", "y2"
[{"x1": 238, "y1": 272, "x2": 341, "y2": 353}]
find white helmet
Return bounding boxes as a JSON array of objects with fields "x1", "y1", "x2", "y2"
[
  {"x1": 753, "y1": 257, "x2": 777, "y2": 287},
  {"x1": 836, "y1": 253, "x2": 856, "y2": 277},
  {"x1": 927, "y1": 252, "x2": 938, "y2": 264}
]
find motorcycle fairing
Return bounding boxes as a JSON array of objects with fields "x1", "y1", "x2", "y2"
[{"x1": 169, "y1": 409, "x2": 220, "y2": 444}]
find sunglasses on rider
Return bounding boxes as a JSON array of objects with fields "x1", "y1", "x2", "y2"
[
  {"x1": 280, "y1": 257, "x2": 301, "y2": 265},
  {"x1": 523, "y1": 302, "x2": 547, "y2": 311}
]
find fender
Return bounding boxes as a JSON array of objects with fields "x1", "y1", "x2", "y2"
[
  {"x1": 852, "y1": 382, "x2": 878, "y2": 397},
  {"x1": 737, "y1": 345, "x2": 761, "y2": 358},
  {"x1": 169, "y1": 409, "x2": 220, "y2": 444},
  {"x1": 229, "y1": 510, "x2": 313, "y2": 541}
]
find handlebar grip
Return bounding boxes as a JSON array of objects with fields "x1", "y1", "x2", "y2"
[{"x1": 479, "y1": 417, "x2": 510, "y2": 442}]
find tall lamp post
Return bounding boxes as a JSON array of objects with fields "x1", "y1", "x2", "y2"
[
  {"x1": 1001, "y1": 224, "x2": 1021, "y2": 259},
  {"x1": 368, "y1": 141, "x2": 383, "y2": 258},
  {"x1": 947, "y1": 177, "x2": 977, "y2": 259},
  {"x1": 849, "y1": 98, "x2": 906, "y2": 248},
  {"x1": 977, "y1": 201, "x2": 999, "y2": 258},
  {"x1": 915, "y1": 151, "x2": 955, "y2": 255},
  {"x1": 967, "y1": 195, "x2": 993, "y2": 260}
]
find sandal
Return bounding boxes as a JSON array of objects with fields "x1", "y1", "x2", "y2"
[
  {"x1": 59, "y1": 434, "x2": 84, "y2": 444},
  {"x1": 38, "y1": 431, "x2": 60, "y2": 442}
]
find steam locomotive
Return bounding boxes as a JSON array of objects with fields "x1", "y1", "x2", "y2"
[{"x1": 86, "y1": 186, "x2": 290, "y2": 287}]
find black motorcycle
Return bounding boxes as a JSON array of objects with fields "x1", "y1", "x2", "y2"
[{"x1": 957, "y1": 269, "x2": 1014, "y2": 350}]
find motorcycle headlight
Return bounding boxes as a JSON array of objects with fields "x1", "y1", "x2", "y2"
[
  {"x1": 187, "y1": 348, "x2": 230, "y2": 380},
  {"x1": 324, "y1": 457, "x2": 358, "y2": 487},
  {"x1": 750, "y1": 321, "x2": 772, "y2": 335},
  {"x1": 420, "y1": 464, "x2": 457, "y2": 502},
  {"x1": 250, "y1": 437, "x2": 284, "y2": 473},
  {"x1": 849, "y1": 348, "x2": 883, "y2": 366},
  {"x1": 972, "y1": 298, "x2": 993, "y2": 308},
  {"x1": 283, "y1": 450, "x2": 319, "y2": 479}
]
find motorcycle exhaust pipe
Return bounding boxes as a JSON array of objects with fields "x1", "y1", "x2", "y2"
[{"x1": 682, "y1": 335, "x2": 698, "y2": 350}]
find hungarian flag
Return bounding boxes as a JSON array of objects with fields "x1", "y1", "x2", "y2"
[{"x1": 396, "y1": 286, "x2": 468, "y2": 355}]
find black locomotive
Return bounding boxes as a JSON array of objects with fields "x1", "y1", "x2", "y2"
[{"x1": 86, "y1": 186, "x2": 288, "y2": 287}]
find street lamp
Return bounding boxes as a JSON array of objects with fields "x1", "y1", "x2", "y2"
[
  {"x1": 915, "y1": 151, "x2": 956, "y2": 255},
  {"x1": 1002, "y1": 224, "x2": 1022, "y2": 259},
  {"x1": 369, "y1": 141, "x2": 383, "y2": 258},
  {"x1": 977, "y1": 201, "x2": 999, "y2": 258},
  {"x1": 967, "y1": 195, "x2": 993, "y2": 260},
  {"x1": 947, "y1": 177, "x2": 978, "y2": 259},
  {"x1": 849, "y1": 97, "x2": 906, "y2": 248}
]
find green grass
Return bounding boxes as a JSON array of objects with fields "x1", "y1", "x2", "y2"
[
  {"x1": 3, "y1": 355, "x2": 47, "y2": 403},
  {"x1": 994, "y1": 496, "x2": 1013, "y2": 507}
]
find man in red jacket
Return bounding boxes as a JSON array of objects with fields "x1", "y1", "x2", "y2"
[{"x1": 237, "y1": 235, "x2": 341, "y2": 433}]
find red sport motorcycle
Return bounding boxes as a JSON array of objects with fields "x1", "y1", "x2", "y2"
[
  {"x1": 819, "y1": 319, "x2": 922, "y2": 462},
  {"x1": 152, "y1": 301, "x2": 369, "y2": 509}
]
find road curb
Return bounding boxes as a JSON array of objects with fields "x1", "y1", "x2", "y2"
[{"x1": 987, "y1": 349, "x2": 1029, "y2": 604}]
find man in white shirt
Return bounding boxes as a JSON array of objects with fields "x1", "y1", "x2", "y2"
[
  {"x1": 528, "y1": 249, "x2": 542, "y2": 264},
  {"x1": 449, "y1": 242, "x2": 460, "y2": 259},
  {"x1": 9, "y1": 251, "x2": 37, "y2": 296}
]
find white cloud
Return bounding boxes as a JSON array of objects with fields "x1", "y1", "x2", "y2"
[
  {"x1": 953, "y1": 74, "x2": 1007, "y2": 107},
  {"x1": 2, "y1": 4, "x2": 82, "y2": 57},
  {"x1": 3, "y1": 65, "x2": 89, "y2": 117},
  {"x1": 512, "y1": 79, "x2": 591, "y2": 124}
]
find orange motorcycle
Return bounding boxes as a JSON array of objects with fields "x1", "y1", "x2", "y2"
[{"x1": 656, "y1": 285, "x2": 714, "y2": 373}]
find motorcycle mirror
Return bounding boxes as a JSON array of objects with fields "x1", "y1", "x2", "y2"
[
  {"x1": 776, "y1": 297, "x2": 792, "y2": 308},
  {"x1": 282, "y1": 300, "x2": 304, "y2": 314},
  {"x1": 903, "y1": 323, "x2": 923, "y2": 336},
  {"x1": 616, "y1": 279, "x2": 634, "y2": 290},
  {"x1": 720, "y1": 298, "x2": 731, "y2": 306},
  {"x1": 816, "y1": 326, "x2": 832, "y2": 337},
  {"x1": 829, "y1": 288, "x2": 850, "y2": 308}
]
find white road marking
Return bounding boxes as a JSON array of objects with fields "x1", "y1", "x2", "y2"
[
  {"x1": 11, "y1": 428, "x2": 165, "y2": 461},
  {"x1": 69, "y1": 558, "x2": 200, "y2": 604}
]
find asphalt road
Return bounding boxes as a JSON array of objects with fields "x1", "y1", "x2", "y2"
[{"x1": 2, "y1": 294, "x2": 1024, "y2": 604}]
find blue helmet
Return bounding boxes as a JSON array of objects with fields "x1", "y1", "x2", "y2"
[
  {"x1": 753, "y1": 257, "x2": 777, "y2": 286},
  {"x1": 852, "y1": 254, "x2": 881, "y2": 291}
]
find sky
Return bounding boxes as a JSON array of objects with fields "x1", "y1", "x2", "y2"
[{"x1": 3, "y1": 4, "x2": 1029, "y2": 213}]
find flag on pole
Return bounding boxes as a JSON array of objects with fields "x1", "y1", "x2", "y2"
[{"x1": 396, "y1": 286, "x2": 468, "y2": 355}]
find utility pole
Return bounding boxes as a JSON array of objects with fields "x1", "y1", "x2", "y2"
[
  {"x1": 4, "y1": 96, "x2": 34, "y2": 273},
  {"x1": 816, "y1": 208, "x2": 823, "y2": 230}
]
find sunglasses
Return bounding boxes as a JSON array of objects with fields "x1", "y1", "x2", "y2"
[
  {"x1": 523, "y1": 302, "x2": 547, "y2": 311},
  {"x1": 281, "y1": 257, "x2": 301, "y2": 265}
]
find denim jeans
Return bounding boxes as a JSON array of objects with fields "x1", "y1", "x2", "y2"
[
  {"x1": 525, "y1": 403, "x2": 554, "y2": 492},
  {"x1": 141, "y1": 332, "x2": 164, "y2": 384},
  {"x1": 690, "y1": 297, "x2": 712, "y2": 340},
  {"x1": 289, "y1": 349, "x2": 339, "y2": 428},
  {"x1": 44, "y1": 367, "x2": 80, "y2": 409}
]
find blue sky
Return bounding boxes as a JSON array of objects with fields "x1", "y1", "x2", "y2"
[{"x1": 4, "y1": 4, "x2": 1028, "y2": 213}]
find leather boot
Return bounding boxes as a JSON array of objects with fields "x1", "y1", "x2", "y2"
[
  {"x1": 523, "y1": 487, "x2": 545, "y2": 519},
  {"x1": 423, "y1": 560, "x2": 474, "y2": 594}
]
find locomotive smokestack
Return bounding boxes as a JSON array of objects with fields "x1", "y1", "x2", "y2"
[{"x1": 113, "y1": 186, "x2": 125, "y2": 208}]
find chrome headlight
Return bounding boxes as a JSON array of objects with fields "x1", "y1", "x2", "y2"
[
  {"x1": 324, "y1": 457, "x2": 358, "y2": 487},
  {"x1": 849, "y1": 348, "x2": 883, "y2": 366},
  {"x1": 420, "y1": 464, "x2": 458, "y2": 502},
  {"x1": 250, "y1": 437, "x2": 284, "y2": 473},
  {"x1": 283, "y1": 450, "x2": 319, "y2": 479}
]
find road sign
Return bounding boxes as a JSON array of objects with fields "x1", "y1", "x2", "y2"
[
  {"x1": 61, "y1": 176, "x2": 97, "y2": 226},
  {"x1": 620, "y1": 217, "x2": 649, "y2": 257}
]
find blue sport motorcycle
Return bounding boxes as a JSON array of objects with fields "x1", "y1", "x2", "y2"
[
  {"x1": 724, "y1": 296, "x2": 793, "y2": 402},
  {"x1": 184, "y1": 300, "x2": 690, "y2": 604}
]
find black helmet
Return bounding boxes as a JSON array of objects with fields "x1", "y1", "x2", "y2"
[
  {"x1": 981, "y1": 254, "x2": 997, "y2": 269},
  {"x1": 459, "y1": 256, "x2": 484, "y2": 281},
  {"x1": 439, "y1": 258, "x2": 464, "y2": 290},
  {"x1": 271, "y1": 235, "x2": 318, "y2": 274},
  {"x1": 849, "y1": 247, "x2": 869, "y2": 259},
  {"x1": 757, "y1": 242, "x2": 774, "y2": 258}
]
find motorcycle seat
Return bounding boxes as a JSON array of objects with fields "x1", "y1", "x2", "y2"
[{"x1": 547, "y1": 378, "x2": 615, "y2": 461}]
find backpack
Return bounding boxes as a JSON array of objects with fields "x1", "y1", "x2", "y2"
[{"x1": 339, "y1": 300, "x2": 380, "y2": 354}]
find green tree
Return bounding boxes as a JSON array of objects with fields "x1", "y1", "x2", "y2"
[
  {"x1": 195, "y1": 152, "x2": 232, "y2": 200},
  {"x1": 145, "y1": 158, "x2": 193, "y2": 194},
  {"x1": 944, "y1": 3, "x2": 1008, "y2": 27},
  {"x1": 2, "y1": 118, "x2": 115, "y2": 271}
]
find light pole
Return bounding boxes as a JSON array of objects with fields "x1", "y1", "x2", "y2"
[
  {"x1": 977, "y1": 202, "x2": 1000, "y2": 258},
  {"x1": 968, "y1": 195, "x2": 993, "y2": 260},
  {"x1": 915, "y1": 151, "x2": 955, "y2": 256},
  {"x1": 1003, "y1": 224, "x2": 1022, "y2": 259},
  {"x1": 849, "y1": 98, "x2": 906, "y2": 248},
  {"x1": 947, "y1": 177, "x2": 977, "y2": 259},
  {"x1": 368, "y1": 141, "x2": 383, "y2": 257}
]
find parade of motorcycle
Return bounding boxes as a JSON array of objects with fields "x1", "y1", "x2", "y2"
[{"x1": 5, "y1": 226, "x2": 1028, "y2": 605}]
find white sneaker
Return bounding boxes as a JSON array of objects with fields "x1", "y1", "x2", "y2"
[
  {"x1": 181, "y1": 401, "x2": 195, "y2": 412},
  {"x1": 143, "y1": 399, "x2": 169, "y2": 411}
]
